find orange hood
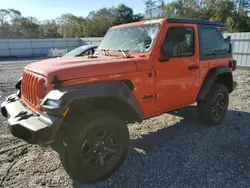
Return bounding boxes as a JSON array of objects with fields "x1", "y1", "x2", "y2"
[{"x1": 25, "y1": 56, "x2": 140, "y2": 82}]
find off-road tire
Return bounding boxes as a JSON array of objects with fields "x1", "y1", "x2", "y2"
[
  {"x1": 198, "y1": 83, "x2": 229, "y2": 125},
  {"x1": 58, "y1": 110, "x2": 129, "y2": 184}
]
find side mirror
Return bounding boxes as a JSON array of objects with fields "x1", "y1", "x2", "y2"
[
  {"x1": 224, "y1": 36, "x2": 231, "y2": 42},
  {"x1": 159, "y1": 56, "x2": 170, "y2": 62}
]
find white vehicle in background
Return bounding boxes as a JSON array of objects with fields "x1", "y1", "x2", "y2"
[
  {"x1": 47, "y1": 48, "x2": 68, "y2": 57},
  {"x1": 47, "y1": 45, "x2": 98, "y2": 58},
  {"x1": 62, "y1": 44, "x2": 98, "y2": 57}
]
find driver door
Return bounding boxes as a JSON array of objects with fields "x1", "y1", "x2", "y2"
[{"x1": 155, "y1": 25, "x2": 200, "y2": 107}]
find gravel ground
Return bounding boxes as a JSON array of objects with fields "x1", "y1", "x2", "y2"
[{"x1": 0, "y1": 58, "x2": 250, "y2": 188}]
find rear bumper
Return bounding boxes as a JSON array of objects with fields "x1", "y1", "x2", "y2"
[{"x1": 1, "y1": 94, "x2": 63, "y2": 145}]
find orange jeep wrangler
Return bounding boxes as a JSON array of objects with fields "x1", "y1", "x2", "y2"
[{"x1": 1, "y1": 18, "x2": 237, "y2": 184}]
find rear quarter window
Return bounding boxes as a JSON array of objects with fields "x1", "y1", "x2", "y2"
[{"x1": 199, "y1": 25, "x2": 231, "y2": 60}]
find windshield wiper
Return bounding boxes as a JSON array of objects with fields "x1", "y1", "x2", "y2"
[
  {"x1": 118, "y1": 49, "x2": 133, "y2": 58},
  {"x1": 99, "y1": 49, "x2": 110, "y2": 56}
]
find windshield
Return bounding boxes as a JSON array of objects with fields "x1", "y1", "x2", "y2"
[
  {"x1": 98, "y1": 23, "x2": 160, "y2": 53},
  {"x1": 63, "y1": 46, "x2": 86, "y2": 57}
]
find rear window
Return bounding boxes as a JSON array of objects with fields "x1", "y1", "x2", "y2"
[{"x1": 199, "y1": 26, "x2": 230, "y2": 59}]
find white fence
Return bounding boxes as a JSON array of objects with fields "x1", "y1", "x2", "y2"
[
  {"x1": 224, "y1": 32, "x2": 250, "y2": 67},
  {"x1": 0, "y1": 38, "x2": 103, "y2": 57}
]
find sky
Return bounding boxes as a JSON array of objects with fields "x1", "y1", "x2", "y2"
[{"x1": 1, "y1": 0, "x2": 172, "y2": 21}]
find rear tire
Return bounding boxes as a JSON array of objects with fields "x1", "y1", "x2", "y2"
[
  {"x1": 58, "y1": 110, "x2": 129, "y2": 184},
  {"x1": 198, "y1": 83, "x2": 229, "y2": 125}
]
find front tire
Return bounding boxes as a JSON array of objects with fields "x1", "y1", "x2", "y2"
[
  {"x1": 198, "y1": 83, "x2": 229, "y2": 125},
  {"x1": 58, "y1": 110, "x2": 129, "y2": 184}
]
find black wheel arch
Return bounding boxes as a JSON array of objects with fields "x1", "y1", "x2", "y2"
[
  {"x1": 197, "y1": 66, "x2": 234, "y2": 101},
  {"x1": 41, "y1": 81, "x2": 144, "y2": 123}
]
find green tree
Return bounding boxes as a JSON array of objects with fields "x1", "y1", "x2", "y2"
[
  {"x1": 206, "y1": 0, "x2": 234, "y2": 23},
  {"x1": 19, "y1": 17, "x2": 40, "y2": 38},
  {"x1": 40, "y1": 20, "x2": 62, "y2": 38},
  {"x1": 58, "y1": 14, "x2": 86, "y2": 38},
  {"x1": 161, "y1": 2, "x2": 178, "y2": 18},
  {"x1": 158, "y1": 0, "x2": 165, "y2": 18},
  {"x1": 0, "y1": 9, "x2": 9, "y2": 24},
  {"x1": 114, "y1": 4, "x2": 144, "y2": 24},
  {"x1": 237, "y1": 0, "x2": 250, "y2": 15},
  {"x1": 115, "y1": 4, "x2": 134, "y2": 24},
  {"x1": 155, "y1": 0, "x2": 249, "y2": 32},
  {"x1": 84, "y1": 8, "x2": 117, "y2": 37},
  {"x1": 5, "y1": 9, "x2": 22, "y2": 38},
  {"x1": 1, "y1": 2, "x2": 250, "y2": 39},
  {"x1": 144, "y1": 0, "x2": 157, "y2": 19},
  {"x1": 133, "y1": 13, "x2": 144, "y2": 21},
  {"x1": 0, "y1": 9, "x2": 11, "y2": 38},
  {"x1": 82, "y1": 4, "x2": 144, "y2": 37}
]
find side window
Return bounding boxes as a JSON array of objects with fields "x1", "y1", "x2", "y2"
[
  {"x1": 161, "y1": 27, "x2": 194, "y2": 58},
  {"x1": 199, "y1": 27, "x2": 230, "y2": 57}
]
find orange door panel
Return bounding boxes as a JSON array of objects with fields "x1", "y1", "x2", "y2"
[
  {"x1": 155, "y1": 58, "x2": 199, "y2": 107},
  {"x1": 155, "y1": 24, "x2": 200, "y2": 107}
]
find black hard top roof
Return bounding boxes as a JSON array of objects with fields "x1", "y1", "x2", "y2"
[{"x1": 166, "y1": 18, "x2": 228, "y2": 28}]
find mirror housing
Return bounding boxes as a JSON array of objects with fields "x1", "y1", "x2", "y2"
[
  {"x1": 159, "y1": 56, "x2": 170, "y2": 62},
  {"x1": 224, "y1": 36, "x2": 231, "y2": 42}
]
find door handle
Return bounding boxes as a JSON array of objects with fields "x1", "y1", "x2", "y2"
[{"x1": 188, "y1": 65, "x2": 199, "y2": 70}]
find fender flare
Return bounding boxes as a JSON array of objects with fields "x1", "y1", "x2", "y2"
[
  {"x1": 197, "y1": 66, "x2": 233, "y2": 101},
  {"x1": 41, "y1": 81, "x2": 144, "y2": 120}
]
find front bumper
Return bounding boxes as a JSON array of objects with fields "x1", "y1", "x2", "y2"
[{"x1": 1, "y1": 94, "x2": 63, "y2": 145}]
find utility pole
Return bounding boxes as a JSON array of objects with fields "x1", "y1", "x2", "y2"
[
  {"x1": 238, "y1": 0, "x2": 242, "y2": 14},
  {"x1": 144, "y1": 0, "x2": 157, "y2": 20},
  {"x1": 159, "y1": 0, "x2": 165, "y2": 17}
]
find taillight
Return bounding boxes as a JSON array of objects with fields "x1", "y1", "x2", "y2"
[
  {"x1": 229, "y1": 60, "x2": 237, "y2": 71},
  {"x1": 232, "y1": 60, "x2": 237, "y2": 71}
]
